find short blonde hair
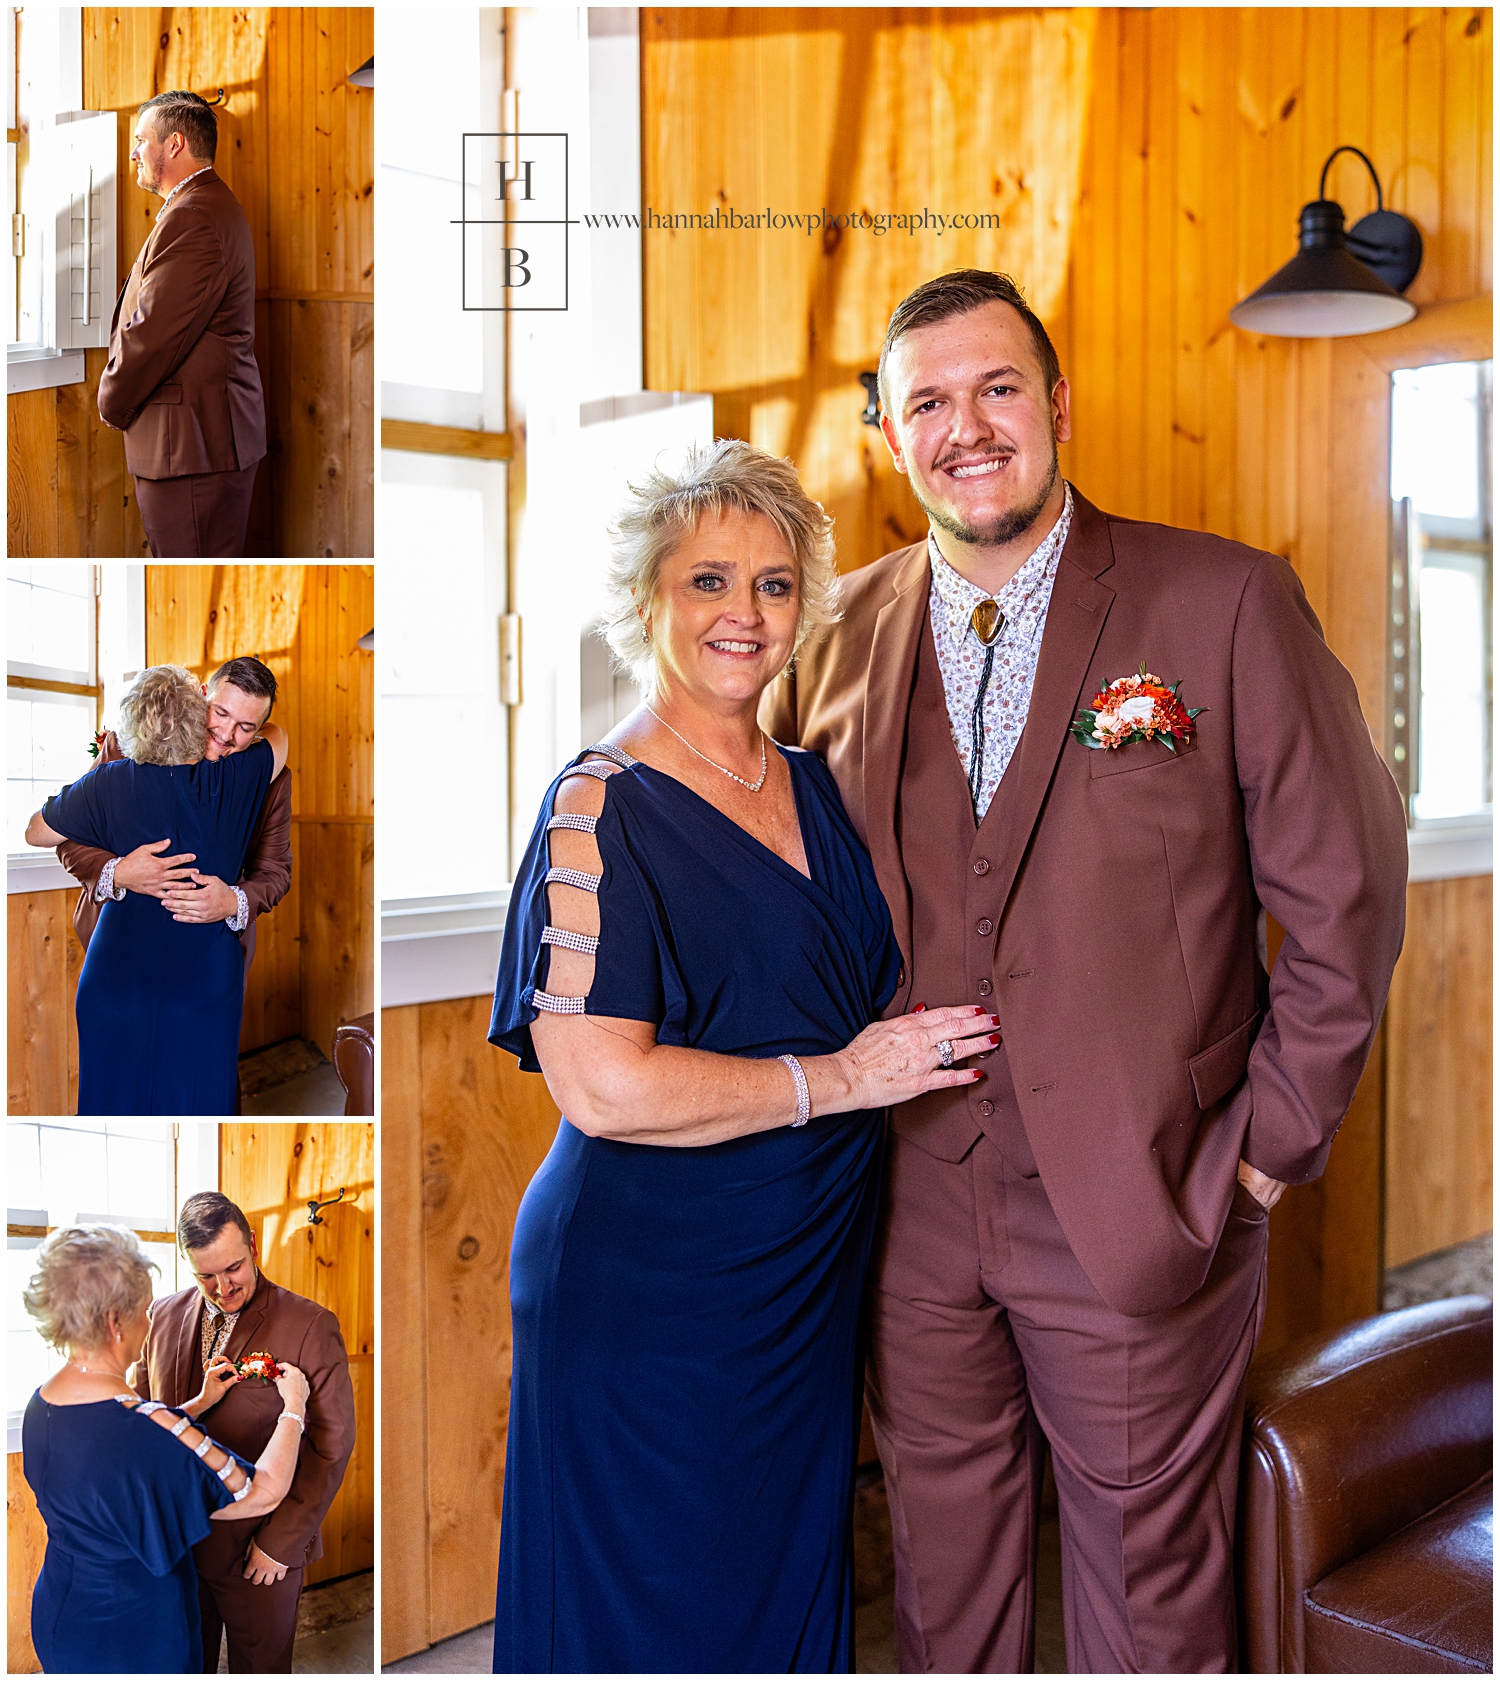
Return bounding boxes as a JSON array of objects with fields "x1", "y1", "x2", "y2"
[
  {"x1": 602, "y1": 439, "x2": 840, "y2": 689},
  {"x1": 116, "y1": 664, "x2": 208, "y2": 765},
  {"x1": 23, "y1": 1225, "x2": 157, "y2": 1354}
]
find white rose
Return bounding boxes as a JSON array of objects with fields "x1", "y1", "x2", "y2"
[{"x1": 1114, "y1": 696, "x2": 1157, "y2": 728}]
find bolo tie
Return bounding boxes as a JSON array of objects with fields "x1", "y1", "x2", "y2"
[{"x1": 966, "y1": 600, "x2": 1006, "y2": 812}]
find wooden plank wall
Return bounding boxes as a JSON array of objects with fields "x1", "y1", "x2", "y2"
[
  {"x1": 147, "y1": 564, "x2": 375, "y2": 1062},
  {"x1": 642, "y1": 6, "x2": 1492, "y2": 1342},
  {"x1": 1386, "y1": 875, "x2": 1494, "y2": 1266},
  {"x1": 7, "y1": 1456, "x2": 47, "y2": 1673},
  {"x1": 220, "y1": 1121, "x2": 375, "y2": 1584},
  {"x1": 380, "y1": 999, "x2": 562, "y2": 1663},
  {"x1": 5, "y1": 6, "x2": 373, "y2": 559},
  {"x1": 6, "y1": 889, "x2": 81, "y2": 1115}
]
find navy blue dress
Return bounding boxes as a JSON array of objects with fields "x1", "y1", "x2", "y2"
[
  {"x1": 43, "y1": 740, "x2": 274, "y2": 1115},
  {"x1": 489, "y1": 745, "x2": 900, "y2": 1674},
  {"x1": 23, "y1": 1392, "x2": 255, "y2": 1673}
]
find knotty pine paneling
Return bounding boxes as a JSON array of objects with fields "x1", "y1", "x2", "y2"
[
  {"x1": 380, "y1": 997, "x2": 562, "y2": 1661},
  {"x1": 642, "y1": 6, "x2": 1492, "y2": 1341},
  {"x1": 1385, "y1": 875, "x2": 1493, "y2": 1268},
  {"x1": 7, "y1": 1455, "x2": 47, "y2": 1674},
  {"x1": 147, "y1": 563, "x2": 374, "y2": 1062},
  {"x1": 220, "y1": 1121, "x2": 374, "y2": 1584},
  {"x1": 7, "y1": 889, "x2": 81, "y2": 1116},
  {"x1": 6, "y1": 7, "x2": 373, "y2": 558}
]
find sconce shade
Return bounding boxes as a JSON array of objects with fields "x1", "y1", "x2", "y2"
[
  {"x1": 1230, "y1": 198, "x2": 1417, "y2": 338},
  {"x1": 348, "y1": 56, "x2": 374, "y2": 89},
  {"x1": 356, "y1": 628, "x2": 374, "y2": 651}
]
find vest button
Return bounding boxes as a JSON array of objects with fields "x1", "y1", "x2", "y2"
[
  {"x1": 977, "y1": 978, "x2": 993, "y2": 997},
  {"x1": 976, "y1": 918, "x2": 994, "y2": 937},
  {"x1": 972, "y1": 858, "x2": 990, "y2": 875},
  {"x1": 978, "y1": 1099, "x2": 995, "y2": 1117}
]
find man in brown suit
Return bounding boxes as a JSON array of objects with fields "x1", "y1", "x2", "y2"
[
  {"x1": 98, "y1": 90, "x2": 265, "y2": 558},
  {"x1": 765, "y1": 270, "x2": 1408, "y2": 1672},
  {"x1": 135, "y1": 1191, "x2": 357, "y2": 1673},
  {"x1": 57, "y1": 657, "x2": 291, "y2": 985}
]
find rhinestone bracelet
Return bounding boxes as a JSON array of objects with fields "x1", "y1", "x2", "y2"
[{"x1": 778, "y1": 1054, "x2": 811, "y2": 1127}]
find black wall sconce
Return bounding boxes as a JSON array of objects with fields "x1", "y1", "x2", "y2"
[
  {"x1": 858, "y1": 371, "x2": 881, "y2": 426},
  {"x1": 307, "y1": 1187, "x2": 348, "y2": 1225},
  {"x1": 348, "y1": 57, "x2": 374, "y2": 90},
  {"x1": 1230, "y1": 146, "x2": 1421, "y2": 339}
]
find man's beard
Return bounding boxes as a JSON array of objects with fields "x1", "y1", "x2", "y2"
[{"x1": 916, "y1": 448, "x2": 1060, "y2": 549}]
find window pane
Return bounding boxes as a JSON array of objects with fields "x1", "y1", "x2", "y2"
[
  {"x1": 1391, "y1": 363, "x2": 1485, "y2": 528},
  {"x1": 1414, "y1": 559, "x2": 1488, "y2": 821},
  {"x1": 7, "y1": 1123, "x2": 42, "y2": 1214},
  {"x1": 103, "y1": 1133, "x2": 175, "y2": 1230},
  {"x1": 8, "y1": 564, "x2": 94, "y2": 676},
  {"x1": 7, "y1": 691, "x2": 96, "y2": 853},
  {"x1": 38, "y1": 1124, "x2": 108, "y2": 1222}
]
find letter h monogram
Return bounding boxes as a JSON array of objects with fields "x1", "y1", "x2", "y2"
[{"x1": 498, "y1": 159, "x2": 534, "y2": 201}]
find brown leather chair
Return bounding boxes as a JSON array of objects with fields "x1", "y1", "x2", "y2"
[
  {"x1": 1238, "y1": 1294, "x2": 1491, "y2": 1673},
  {"x1": 333, "y1": 1013, "x2": 374, "y2": 1116}
]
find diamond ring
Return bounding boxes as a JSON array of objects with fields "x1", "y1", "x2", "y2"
[{"x1": 936, "y1": 1040, "x2": 954, "y2": 1069}]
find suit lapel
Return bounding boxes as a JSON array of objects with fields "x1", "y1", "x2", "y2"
[
  {"x1": 224, "y1": 1272, "x2": 272, "y2": 1363},
  {"x1": 169, "y1": 1292, "x2": 203, "y2": 1405},
  {"x1": 861, "y1": 543, "x2": 930, "y2": 966},
  {"x1": 987, "y1": 494, "x2": 1117, "y2": 916}
]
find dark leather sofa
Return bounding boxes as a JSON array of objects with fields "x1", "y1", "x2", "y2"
[
  {"x1": 1238, "y1": 1294, "x2": 1492, "y2": 1673},
  {"x1": 333, "y1": 1012, "x2": 375, "y2": 1116}
]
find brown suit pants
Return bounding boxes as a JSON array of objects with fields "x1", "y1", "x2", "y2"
[
  {"x1": 135, "y1": 460, "x2": 258, "y2": 558},
  {"x1": 867, "y1": 1113, "x2": 1267, "y2": 1674},
  {"x1": 193, "y1": 1515, "x2": 304, "y2": 1673}
]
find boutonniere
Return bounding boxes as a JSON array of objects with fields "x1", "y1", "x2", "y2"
[
  {"x1": 87, "y1": 731, "x2": 107, "y2": 759},
  {"x1": 1071, "y1": 666, "x2": 1205, "y2": 753},
  {"x1": 234, "y1": 1351, "x2": 283, "y2": 1384}
]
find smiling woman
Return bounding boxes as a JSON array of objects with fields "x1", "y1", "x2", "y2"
[{"x1": 484, "y1": 438, "x2": 991, "y2": 1672}]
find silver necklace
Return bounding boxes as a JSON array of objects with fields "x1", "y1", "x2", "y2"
[{"x1": 645, "y1": 705, "x2": 768, "y2": 793}]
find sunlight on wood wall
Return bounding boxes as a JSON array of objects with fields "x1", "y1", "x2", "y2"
[
  {"x1": 6, "y1": 7, "x2": 373, "y2": 558},
  {"x1": 6, "y1": 1457, "x2": 46, "y2": 1673},
  {"x1": 221, "y1": 1122, "x2": 375, "y2": 1584}
]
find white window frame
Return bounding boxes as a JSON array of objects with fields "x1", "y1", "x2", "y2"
[
  {"x1": 7, "y1": 6, "x2": 116, "y2": 395},
  {"x1": 8, "y1": 562, "x2": 145, "y2": 888},
  {"x1": 7, "y1": 1120, "x2": 218, "y2": 1452}
]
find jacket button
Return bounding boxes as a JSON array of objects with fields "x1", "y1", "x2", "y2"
[
  {"x1": 897, "y1": 965, "x2": 906, "y2": 986},
  {"x1": 978, "y1": 1099, "x2": 995, "y2": 1117},
  {"x1": 972, "y1": 858, "x2": 990, "y2": 875},
  {"x1": 977, "y1": 979, "x2": 993, "y2": 997},
  {"x1": 976, "y1": 918, "x2": 993, "y2": 937}
]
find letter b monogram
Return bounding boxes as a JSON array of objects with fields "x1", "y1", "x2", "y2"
[{"x1": 503, "y1": 249, "x2": 531, "y2": 289}]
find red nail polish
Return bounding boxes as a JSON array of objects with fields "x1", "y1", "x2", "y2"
[
  {"x1": 988, "y1": 1033, "x2": 1000, "y2": 1045},
  {"x1": 914, "y1": 1002, "x2": 927, "y2": 1012},
  {"x1": 970, "y1": 1070, "x2": 985, "y2": 1082}
]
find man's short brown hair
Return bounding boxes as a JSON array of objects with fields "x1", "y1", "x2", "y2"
[
  {"x1": 140, "y1": 89, "x2": 218, "y2": 164},
  {"x1": 178, "y1": 1191, "x2": 254, "y2": 1254},
  {"x1": 208, "y1": 656, "x2": 277, "y2": 714},
  {"x1": 878, "y1": 269, "x2": 1062, "y2": 414}
]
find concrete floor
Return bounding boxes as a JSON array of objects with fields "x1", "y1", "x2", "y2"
[
  {"x1": 384, "y1": 1622, "x2": 493, "y2": 1673},
  {"x1": 1383, "y1": 1230, "x2": 1492, "y2": 1310},
  {"x1": 216, "y1": 1570, "x2": 373, "y2": 1674},
  {"x1": 239, "y1": 1036, "x2": 347, "y2": 1115}
]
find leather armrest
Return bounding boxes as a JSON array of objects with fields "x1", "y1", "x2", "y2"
[
  {"x1": 1238, "y1": 1295, "x2": 1492, "y2": 1673},
  {"x1": 333, "y1": 1013, "x2": 375, "y2": 1117}
]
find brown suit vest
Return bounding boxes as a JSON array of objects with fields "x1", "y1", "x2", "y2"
[{"x1": 893, "y1": 612, "x2": 1038, "y2": 1173}]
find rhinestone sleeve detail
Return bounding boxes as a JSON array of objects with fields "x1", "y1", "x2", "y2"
[
  {"x1": 541, "y1": 925, "x2": 599, "y2": 955},
  {"x1": 546, "y1": 813, "x2": 598, "y2": 834},
  {"x1": 545, "y1": 866, "x2": 601, "y2": 893},
  {"x1": 533, "y1": 990, "x2": 587, "y2": 1015}
]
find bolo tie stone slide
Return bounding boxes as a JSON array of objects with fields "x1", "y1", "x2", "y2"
[{"x1": 967, "y1": 600, "x2": 1006, "y2": 811}]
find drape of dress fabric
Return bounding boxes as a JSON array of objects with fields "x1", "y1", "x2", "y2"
[{"x1": 490, "y1": 745, "x2": 901, "y2": 1673}]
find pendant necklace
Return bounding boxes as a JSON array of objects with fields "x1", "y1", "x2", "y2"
[{"x1": 645, "y1": 705, "x2": 769, "y2": 793}]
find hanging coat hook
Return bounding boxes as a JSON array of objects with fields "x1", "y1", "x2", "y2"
[
  {"x1": 203, "y1": 87, "x2": 226, "y2": 106},
  {"x1": 307, "y1": 1187, "x2": 348, "y2": 1225}
]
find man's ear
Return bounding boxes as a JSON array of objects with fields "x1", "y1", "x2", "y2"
[
  {"x1": 1051, "y1": 376, "x2": 1072, "y2": 446},
  {"x1": 879, "y1": 410, "x2": 909, "y2": 477}
]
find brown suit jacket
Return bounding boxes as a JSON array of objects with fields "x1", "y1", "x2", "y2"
[
  {"x1": 133, "y1": 1271, "x2": 356, "y2": 1569},
  {"x1": 98, "y1": 169, "x2": 266, "y2": 479},
  {"x1": 764, "y1": 489, "x2": 1409, "y2": 1316},
  {"x1": 57, "y1": 730, "x2": 292, "y2": 978}
]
